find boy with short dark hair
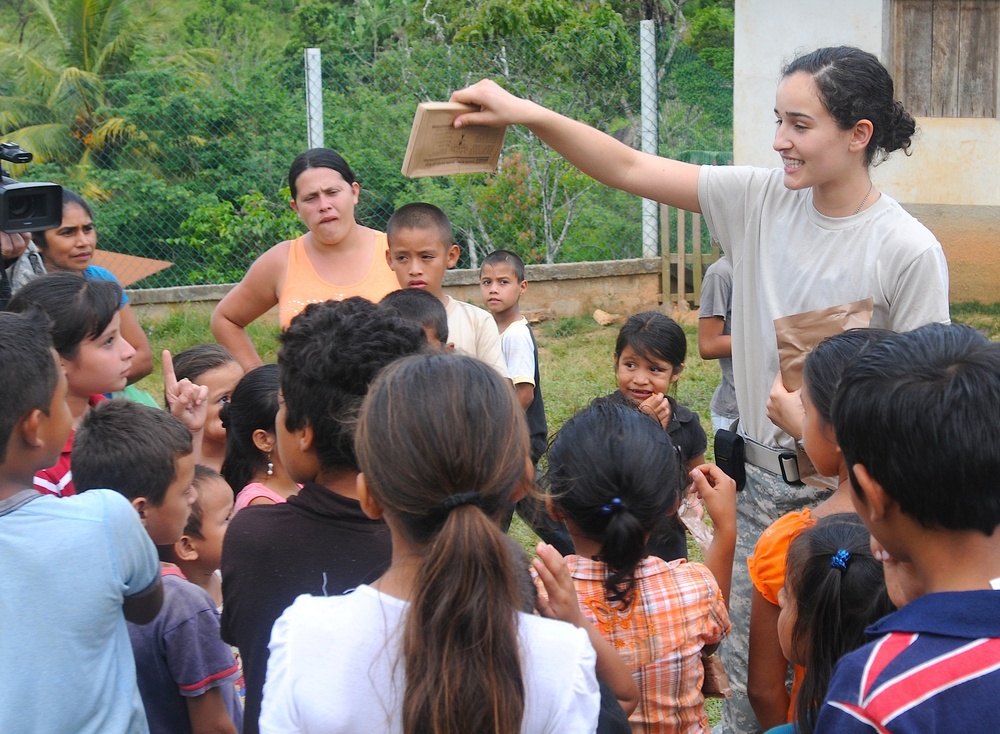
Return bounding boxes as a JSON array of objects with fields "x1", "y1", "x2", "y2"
[
  {"x1": 380, "y1": 286, "x2": 450, "y2": 349},
  {"x1": 478, "y1": 249, "x2": 547, "y2": 463},
  {"x1": 478, "y1": 250, "x2": 571, "y2": 553},
  {"x1": 386, "y1": 202, "x2": 507, "y2": 376},
  {"x1": 221, "y1": 297, "x2": 426, "y2": 734},
  {"x1": 816, "y1": 323, "x2": 1000, "y2": 733},
  {"x1": 74, "y1": 401, "x2": 241, "y2": 734},
  {"x1": 171, "y1": 465, "x2": 234, "y2": 608},
  {"x1": 0, "y1": 311, "x2": 162, "y2": 733},
  {"x1": 74, "y1": 400, "x2": 197, "y2": 547},
  {"x1": 141, "y1": 466, "x2": 242, "y2": 734}
]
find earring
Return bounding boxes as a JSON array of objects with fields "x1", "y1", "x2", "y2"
[{"x1": 266, "y1": 452, "x2": 274, "y2": 477}]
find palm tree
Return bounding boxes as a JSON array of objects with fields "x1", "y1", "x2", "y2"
[{"x1": 0, "y1": 0, "x2": 210, "y2": 171}]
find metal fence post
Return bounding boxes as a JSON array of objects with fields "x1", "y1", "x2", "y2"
[
  {"x1": 305, "y1": 48, "x2": 324, "y2": 149},
  {"x1": 639, "y1": 20, "x2": 658, "y2": 259}
]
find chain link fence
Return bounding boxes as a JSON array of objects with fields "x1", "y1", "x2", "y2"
[{"x1": 21, "y1": 24, "x2": 732, "y2": 288}]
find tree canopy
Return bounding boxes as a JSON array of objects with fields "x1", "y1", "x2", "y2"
[{"x1": 0, "y1": 0, "x2": 733, "y2": 285}]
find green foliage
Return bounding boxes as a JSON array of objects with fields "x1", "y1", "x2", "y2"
[
  {"x1": 78, "y1": 168, "x2": 217, "y2": 287},
  {"x1": 287, "y1": 0, "x2": 414, "y2": 55},
  {"x1": 170, "y1": 190, "x2": 302, "y2": 284},
  {"x1": 656, "y1": 38, "x2": 732, "y2": 157},
  {"x1": 685, "y1": 4, "x2": 734, "y2": 80},
  {"x1": 687, "y1": 5, "x2": 733, "y2": 50},
  {"x1": 0, "y1": 0, "x2": 216, "y2": 169},
  {"x1": 453, "y1": 0, "x2": 576, "y2": 41},
  {"x1": 4, "y1": 1, "x2": 734, "y2": 282},
  {"x1": 471, "y1": 151, "x2": 545, "y2": 262},
  {"x1": 562, "y1": 188, "x2": 641, "y2": 261},
  {"x1": 181, "y1": 0, "x2": 291, "y2": 65},
  {"x1": 102, "y1": 64, "x2": 302, "y2": 198},
  {"x1": 25, "y1": 161, "x2": 214, "y2": 286}
]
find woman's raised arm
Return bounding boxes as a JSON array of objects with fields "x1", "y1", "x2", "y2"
[{"x1": 450, "y1": 79, "x2": 702, "y2": 213}]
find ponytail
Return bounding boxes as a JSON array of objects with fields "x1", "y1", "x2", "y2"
[
  {"x1": 599, "y1": 500, "x2": 649, "y2": 605},
  {"x1": 403, "y1": 503, "x2": 524, "y2": 734},
  {"x1": 356, "y1": 353, "x2": 531, "y2": 734},
  {"x1": 786, "y1": 515, "x2": 894, "y2": 734},
  {"x1": 220, "y1": 364, "x2": 279, "y2": 495},
  {"x1": 547, "y1": 399, "x2": 681, "y2": 609}
]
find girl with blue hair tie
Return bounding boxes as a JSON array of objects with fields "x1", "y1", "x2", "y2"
[
  {"x1": 541, "y1": 399, "x2": 736, "y2": 733},
  {"x1": 770, "y1": 514, "x2": 894, "y2": 734}
]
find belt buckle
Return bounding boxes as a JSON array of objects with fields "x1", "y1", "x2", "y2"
[{"x1": 778, "y1": 451, "x2": 801, "y2": 484}]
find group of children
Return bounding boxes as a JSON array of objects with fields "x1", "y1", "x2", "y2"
[{"x1": 2, "y1": 189, "x2": 999, "y2": 734}]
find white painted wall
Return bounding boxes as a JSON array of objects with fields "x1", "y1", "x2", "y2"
[{"x1": 732, "y1": 0, "x2": 1000, "y2": 206}]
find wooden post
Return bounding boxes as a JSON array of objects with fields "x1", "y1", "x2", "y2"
[
  {"x1": 660, "y1": 203, "x2": 671, "y2": 304},
  {"x1": 676, "y1": 207, "x2": 686, "y2": 309}
]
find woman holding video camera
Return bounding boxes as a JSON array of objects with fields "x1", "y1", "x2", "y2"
[
  {"x1": 210, "y1": 148, "x2": 399, "y2": 371},
  {"x1": 28, "y1": 189, "x2": 154, "y2": 384}
]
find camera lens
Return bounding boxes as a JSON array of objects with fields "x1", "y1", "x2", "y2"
[{"x1": 7, "y1": 193, "x2": 37, "y2": 219}]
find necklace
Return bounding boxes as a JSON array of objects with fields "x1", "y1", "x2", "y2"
[{"x1": 852, "y1": 181, "x2": 874, "y2": 216}]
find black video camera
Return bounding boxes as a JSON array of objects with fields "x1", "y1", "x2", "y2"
[{"x1": 0, "y1": 142, "x2": 63, "y2": 233}]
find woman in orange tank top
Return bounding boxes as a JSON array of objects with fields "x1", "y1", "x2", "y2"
[{"x1": 211, "y1": 149, "x2": 398, "y2": 370}]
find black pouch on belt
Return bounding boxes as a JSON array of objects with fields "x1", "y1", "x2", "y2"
[{"x1": 714, "y1": 429, "x2": 746, "y2": 491}]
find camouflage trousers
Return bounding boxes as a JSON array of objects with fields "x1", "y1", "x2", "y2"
[{"x1": 716, "y1": 463, "x2": 823, "y2": 734}]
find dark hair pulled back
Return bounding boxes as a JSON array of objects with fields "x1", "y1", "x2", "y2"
[
  {"x1": 785, "y1": 514, "x2": 894, "y2": 734},
  {"x1": 547, "y1": 400, "x2": 681, "y2": 607},
  {"x1": 220, "y1": 364, "x2": 279, "y2": 494},
  {"x1": 614, "y1": 310, "x2": 687, "y2": 368},
  {"x1": 35, "y1": 189, "x2": 93, "y2": 251},
  {"x1": 355, "y1": 353, "x2": 530, "y2": 734},
  {"x1": 287, "y1": 148, "x2": 356, "y2": 199},
  {"x1": 802, "y1": 328, "x2": 893, "y2": 424},
  {"x1": 783, "y1": 46, "x2": 916, "y2": 165}
]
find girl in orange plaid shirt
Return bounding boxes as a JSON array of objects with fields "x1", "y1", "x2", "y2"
[{"x1": 542, "y1": 400, "x2": 737, "y2": 733}]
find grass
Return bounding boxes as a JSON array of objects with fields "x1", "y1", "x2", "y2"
[
  {"x1": 950, "y1": 301, "x2": 1000, "y2": 340},
  {"x1": 139, "y1": 299, "x2": 1000, "y2": 432}
]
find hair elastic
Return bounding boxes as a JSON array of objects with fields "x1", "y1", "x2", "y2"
[
  {"x1": 601, "y1": 497, "x2": 624, "y2": 516},
  {"x1": 830, "y1": 549, "x2": 851, "y2": 572},
  {"x1": 440, "y1": 491, "x2": 482, "y2": 513}
]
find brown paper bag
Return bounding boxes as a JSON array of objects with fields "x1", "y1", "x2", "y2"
[
  {"x1": 773, "y1": 298, "x2": 874, "y2": 489},
  {"x1": 773, "y1": 298, "x2": 874, "y2": 392},
  {"x1": 702, "y1": 652, "x2": 733, "y2": 699}
]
